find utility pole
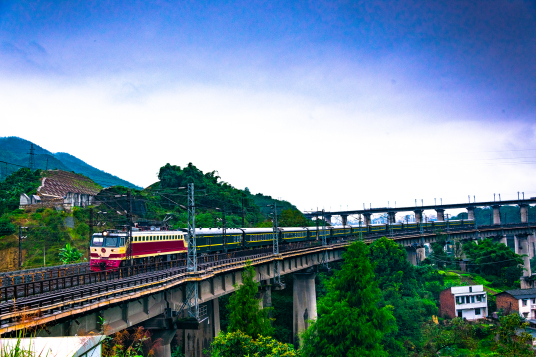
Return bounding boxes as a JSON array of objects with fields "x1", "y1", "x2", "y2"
[
  {"x1": 322, "y1": 209, "x2": 328, "y2": 269},
  {"x1": 182, "y1": 183, "x2": 201, "y2": 320},
  {"x1": 18, "y1": 226, "x2": 27, "y2": 269},
  {"x1": 271, "y1": 202, "x2": 283, "y2": 288},
  {"x1": 222, "y1": 204, "x2": 227, "y2": 253},
  {"x1": 241, "y1": 196, "x2": 245, "y2": 227},
  {"x1": 28, "y1": 144, "x2": 35, "y2": 170},
  {"x1": 127, "y1": 189, "x2": 133, "y2": 265},
  {"x1": 89, "y1": 208, "x2": 94, "y2": 259},
  {"x1": 359, "y1": 214, "x2": 363, "y2": 241}
]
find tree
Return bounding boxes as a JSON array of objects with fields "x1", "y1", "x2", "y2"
[
  {"x1": 494, "y1": 313, "x2": 536, "y2": 356},
  {"x1": 463, "y1": 238, "x2": 524, "y2": 286},
  {"x1": 370, "y1": 237, "x2": 437, "y2": 356},
  {"x1": 210, "y1": 331, "x2": 299, "y2": 357},
  {"x1": 300, "y1": 241, "x2": 394, "y2": 357},
  {"x1": 278, "y1": 209, "x2": 309, "y2": 227},
  {"x1": 228, "y1": 261, "x2": 274, "y2": 339},
  {"x1": 58, "y1": 243, "x2": 83, "y2": 264},
  {"x1": 369, "y1": 237, "x2": 417, "y2": 297},
  {"x1": 0, "y1": 168, "x2": 41, "y2": 215},
  {"x1": 421, "y1": 318, "x2": 478, "y2": 356},
  {"x1": 0, "y1": 215, "x2": 16, "y2": 236},
  {"x1": 429, "y1": 231, "x2": 451, "y2": 268}
]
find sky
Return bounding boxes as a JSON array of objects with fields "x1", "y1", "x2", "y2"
[{"x1": 1, "y1": 0, "x2": 536, "y2": 219}]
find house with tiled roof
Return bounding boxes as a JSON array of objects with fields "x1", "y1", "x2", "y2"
[
  {"x1": 496, "y1": 288, "x2": 536, "y2": 320},
  {"x1": 20, "y1": 170, "x2": 101, "y2": 209}
]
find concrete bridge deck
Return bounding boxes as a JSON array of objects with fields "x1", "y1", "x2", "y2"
[{"x1": 2, "y1": 223, "x2": 535, "y2": 356}]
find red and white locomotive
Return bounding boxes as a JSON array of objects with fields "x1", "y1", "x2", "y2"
[{"x1": 90, "y1": 230, "x2": 187, "y2": 271}]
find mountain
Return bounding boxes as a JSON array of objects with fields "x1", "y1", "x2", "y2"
[{"x1": 0, "y1": 137, "x2": 140, "y2": 188}]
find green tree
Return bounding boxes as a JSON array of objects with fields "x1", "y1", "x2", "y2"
[
  {"x1": 429, "y1": 231, "x2": 451, "y2": 268},
  {"x1": 0, "y1": 168, "x2": 41, "y2": 215},
  {"x1": 370, "y1": 237, "x2": 417, "y2": 297},
  {"x1": 370, "y1": 237, "x2": 437, "y2": 356},
  {"x1": 209, "y1": 331, "x2": 299, "y2": 357},
  {"x1": 228, "y1": 261, "x2": 274, "y2": 339},
  {"x1": 463, "y1": 238, "x2": 524, "y2": 286},
  {"x1": 58, "y1": 243, "x2": 83, "y2": 264},
  {"x1": 278, "y1": 209, "x2": 309, "y2": 227},
  {"x1": 421, "y1": 318, "x2": 478, "y2": 356},
  {"x1": 0, "y1": 215, "x2": 16, "y2": 236},
  {"x1": 494, "y1": 313, "x2": 536, "y2": 356},
  {"x1": 300, "y1": 241, "x2": 394, "y2": 357}
]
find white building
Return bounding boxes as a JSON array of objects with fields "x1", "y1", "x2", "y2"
[{"x1": 440, "y1": 285, "x2": 488, "y2": 320}]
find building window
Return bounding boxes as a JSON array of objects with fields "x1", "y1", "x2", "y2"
[
  {"x1": 475, "y1": 308, "x2": 481, "y2": 315},
  {"x1": 456, "y1": 296, "x2": 462, "y2": 305},
  {"x1": 466, "y1": 296, "x2": 470, "y2": 304},
  {"x1": 533, "y1": 298, "x2": 536, "y2": 304},
  {"x1": 476, "y1": 295, "x2": 482, "y2": 302},
  {"x1": 523, "y1": 312, "x2": 529, "y2": 318},
  {"x1": 457, "y1": 310, "x2": 462, "y2": 318},
  {"x1": 469, "y1": 287, "x2": 472, "y2": 292},
  {"x1": 471, "y1": 296, "x2": 475, "y2": 303},
  {"x1": 523, "y1": 299, "x2": 528, "y2": 307}
]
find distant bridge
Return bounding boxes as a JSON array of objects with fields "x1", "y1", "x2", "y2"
[{"x1": 305, "y1": 198, "x2": 536, "y2": 226}]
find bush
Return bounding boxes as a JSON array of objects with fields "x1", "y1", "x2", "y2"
[{"x1": 0, "y1": 215, "x2": 16, "y2": 237}]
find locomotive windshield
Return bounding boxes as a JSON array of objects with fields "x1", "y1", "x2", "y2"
[
  {"x1": 92, "y1": 237, "x2": 103, "y2": 246},
  {"x1": 91, "y1": 236, "x2": 124, "y2": 247}
]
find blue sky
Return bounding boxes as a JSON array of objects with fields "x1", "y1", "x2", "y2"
[{"x1": 2, "y1": 1, "x2": 536, "y2": 217}]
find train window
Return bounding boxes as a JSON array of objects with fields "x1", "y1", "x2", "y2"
[
  {"x1": 92, "y1": 237, "x2": 104, "y2": 246},
  {"x1": 105, "y1": 237, "x2": 119, "y2": 247}
]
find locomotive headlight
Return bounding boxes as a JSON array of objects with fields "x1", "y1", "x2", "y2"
[{"x1": 103, "y1": 231, "x2": 108, "y2": 236}]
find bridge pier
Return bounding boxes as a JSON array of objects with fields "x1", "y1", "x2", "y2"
[
  {"x1": 363, "y1": 213, "x2": 371, "y2": 227},
  {"x1": 406, "y1": 247, "x2": 417, "y2": 266},
  {"x1": 414, "y1": 210, "x2": 423, "y2": 224},
  {"x1": 388, "y1": 212, "x2": 396, "y2": 224},
  {"x1": 293, "y1": 271, "x2": 317, "y2": 347},
  {"x1": 516, "y1": 235, "x2": 532, "y2": 289},
  {"x1": 467, "y1": 206, "x2": 475, "y2": 221},
  {"x1": 152, "y1": 329, "x2": 177, "y2": 357},
  {"x1": 436, "y1": 209, "x2": 445, "y2": 222},
  {"x1": 176, "y1": 299, "x2": 219, "y2": 357},
  {"x1": 416, "y1": 247, "x2": 426, "y2": 262},
  {"x1": 258, "y1": 283, "x2": 272, "y2": 309},
  {"x1": 341, "y1": 214, "x2": 348, "y2": 226},
  {"x1": 520, "y1": 204, "x2": 529, "y2": 223},
  {"x1": 324, "y1": 214, "x2": 332, "y2": 225},
  {"x1": 493, "y1": 205, "x2": 501, "y2": 225}
]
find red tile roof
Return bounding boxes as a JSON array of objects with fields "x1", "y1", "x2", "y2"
[{"x1": 38, "y1": 170, "x2": 101, "y2": 198}]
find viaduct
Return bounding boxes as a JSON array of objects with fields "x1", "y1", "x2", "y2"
[{"x1": 0, "y1": 199, "x2": 535, "y2": 357}]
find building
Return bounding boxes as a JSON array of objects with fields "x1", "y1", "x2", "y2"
[
  {"x1": 439, "y1": 285, "x2": 488, "y2": 320},
  {"x1": 19, "y1": 170, "x2": 101, "y2": 209},
  {"x1": 495, "y1": 288, "x2": 536, "y2": 319}
]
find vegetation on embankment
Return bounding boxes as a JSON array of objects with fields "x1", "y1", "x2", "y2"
[{"x1": 0, "y1": 164, "x2": 315, "y2": 271}]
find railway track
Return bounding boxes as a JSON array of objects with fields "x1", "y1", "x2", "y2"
[
  {"x1": 1, "y1": 222, "x2": 532, "y2": 332},
  {"x1": 0, "y1": 263, "x2": 91, "y2": 288},
  {"x1": 0, "y1": 241, "x2": 330, "y2": 332}
]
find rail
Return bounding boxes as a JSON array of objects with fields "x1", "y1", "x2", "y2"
[{"x1": 0, "y1": 222, "x2": 534, "y2": 334}]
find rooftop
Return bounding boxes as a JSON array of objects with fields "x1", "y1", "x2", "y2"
[
  {"x1": 498, "y1": 288, "x2": 536, "y2": 299},
  {"x1": 38, "y1": 170, "x2": 101, "y2": 198}
]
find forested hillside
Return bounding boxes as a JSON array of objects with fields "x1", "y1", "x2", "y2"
[
  {"x1": 0, "y1": 136, "x2": 139, "y2": 188},
  {"x1": 0, "y1": 163, "x2": 313, "y2": 271}
]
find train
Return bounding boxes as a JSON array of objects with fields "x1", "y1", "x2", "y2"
[{"x1": 89, "y1": 219, "x2": 476, "y2": 271}]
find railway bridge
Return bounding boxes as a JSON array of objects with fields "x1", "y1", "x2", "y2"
[
  {"x1": 306, "y1": 198, "x2": 536, "y2": 226},
  {"x1": 1, "y1": 223, "x2": 536, "y2": 357}
]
